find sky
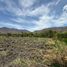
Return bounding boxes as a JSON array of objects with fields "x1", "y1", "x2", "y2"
[{"x1": 0, "y1": 0, "x2": 67, "y2": 31}]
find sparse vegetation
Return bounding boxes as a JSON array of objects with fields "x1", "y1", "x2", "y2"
[{"x1": 0, "y1": 34, "x2": 67, "y2": 67}]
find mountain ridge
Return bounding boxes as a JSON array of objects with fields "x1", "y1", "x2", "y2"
[
  {"x1": 35, "y1": 26, "x2": 67, "y2": 32},
  {"x1": 0, "y1": 26, "x2": 67, "y2": 33},
  {"x1": 0, "y1": 27, "x2": 29, "y2": 33}
]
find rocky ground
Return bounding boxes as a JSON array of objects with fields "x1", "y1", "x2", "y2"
[{"x1": 0, "y1": 36, "x2": 67, "y2": 67}]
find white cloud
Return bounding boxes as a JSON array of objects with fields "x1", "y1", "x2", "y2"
[
  {"x1": 0, "y1": 21, "x2": 24, "y2": 29},
  {"x1": 30, "y1": 15, "x2": 54, "y2": 31},
  {"x1": 1, "y1": 0, "x2": 35, "y2": 16},
  {"x1": 29, "y1": 5, "x2": 50, "y2": 16},
  {"x1": 56, "y1": 4, "x2": 67, "y2": 25},
  {"x1": 47, "y1": 0, "x2": 61, "y2": 7},
  {"x1": 11, "y1": 18, "x2": 26, "y2": 23},
  {"x1": 0, "y1": 0, "x2": 51, "y2": 17},
  {"x1": 5, "y1": 0, "x2": 23, "y2": 16},
  {"x1": 11, "y1": 17, "x2": 31, "y2": 24},
  {"x1": 55, "y1": 0, "x2": 61, "y2": 5},
  {"x1": 19, "y1": 0, "x2": 36, "y2": 8},
  {"x1": 63, "y1": 4, "x2": 67, "y2": 12},
  {"x1": 1, "y1": 0, "x2": 50, "y2": 17}
]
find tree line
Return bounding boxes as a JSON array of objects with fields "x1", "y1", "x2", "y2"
[{"x1": 0, "y1": 30, "x2": 67, "y2": 38}]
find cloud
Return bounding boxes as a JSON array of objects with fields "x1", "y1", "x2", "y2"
[
  {"x1": 29, "y1": 5, "x2": 50, "y2": 16},
  {"x1": 56, "y1": 0, "x2": 61, "y2": 5},
  {"x1": 63, "y1": 4, "x2": 67, "y2": 12},
  {"x1": 0, "y1": 0, "x2": 53, "y2": 17},
  {"x1": 1, "y1": 0, "x2": 50, "y2": 17},
  {"x1": 0, "y1": 0, "x2": 67, "y2": 31},
  {"x1": 0, "y1": 0, "x2": 35, "y2": 16},
  {"x1": 11, "y1": 18, "x2": 27, "y2": 23},
  {"x1": 0, "y1": 21, "x2": 24, "y2": 29},
  {"x1": 19, "y1": 0, "x2": 36, "y2": 8},
  {"x1": 29, "y1": 15, "x2": 54, "y2": 31},
  {"x1": 5, "y1": 0, "x2": 23, "y2": 16}
]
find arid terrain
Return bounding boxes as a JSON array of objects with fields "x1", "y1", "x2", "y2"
[
  {"x1": 0, "y1": 36, "x2": 67, "y2": 67},
  {"x1": 0, "y1": 0, "x2": 67, "y2": 67}
]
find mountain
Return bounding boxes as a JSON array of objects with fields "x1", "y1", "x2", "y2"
[
  {"x1": 35, "y1": 26, "x2": 67, "y2": 33},
  {"x1": 0, "y1": 27, "x2": 29, "y2": 33},
  {"x1": 0, "y1": 26, "x2": 67, "y2": 34}
]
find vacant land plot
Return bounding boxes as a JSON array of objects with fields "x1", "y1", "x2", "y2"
[{"x1": 0, "y1": 36, "x2": 67, "y2": 67}]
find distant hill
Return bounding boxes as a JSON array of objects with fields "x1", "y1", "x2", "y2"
[
  {"x1": 35, "y1": 26, "x2": 67, "y2": 33},
  {"x1": 0, "y1": 26, "x2": 67, "y2": 34},
  {"x1": 0, "y1": 27, "x2": 29, "y2": 33}
]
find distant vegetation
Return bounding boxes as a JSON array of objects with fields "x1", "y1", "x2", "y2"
[
  {"x1": 0, "y1": 30, "x2": 67, "y2": 38},
  {"x1": 0, "y1": 30, "x2": 67, "y2": 45}
]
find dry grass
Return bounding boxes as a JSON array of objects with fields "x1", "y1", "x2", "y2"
[{"x1": 0, "y1": 36, "x2": 67, "y2": 67}]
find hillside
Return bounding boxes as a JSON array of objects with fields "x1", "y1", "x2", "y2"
[
  {"x1": 0, "y1": 27, "x2": 29, "y2": 34},
  {"x1": 35, "y1": 26, "x2": 67, "y2": 33}
]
